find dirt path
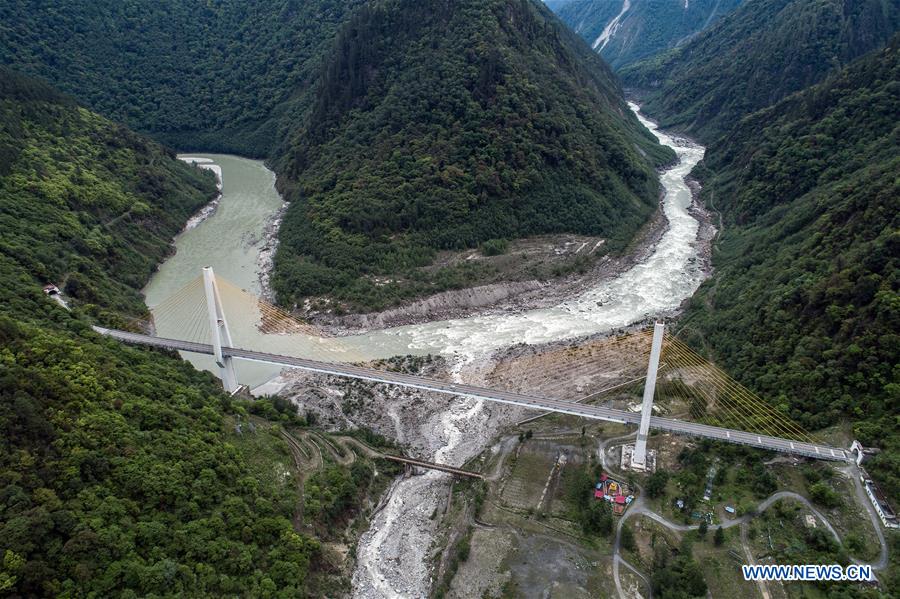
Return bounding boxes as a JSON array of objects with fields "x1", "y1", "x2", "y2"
[
  {"x1": 740, "y1": 522, "x2": 770, "y2": 599},
  {"x1": 611, "y1": 488, "x2": 888, "y2": 598}
]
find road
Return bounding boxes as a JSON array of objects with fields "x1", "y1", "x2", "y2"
[
  {"x1": 94, "y1": 327, "x2": 851, "y2": 462},
  {"x1": 598, "y1": 435, "x2": 886, "y2": 598},
  {"x1": 612, "y1": 487, "x2": 887, "y2": 599},
  {"x1": 841, "y1": 464, "x2": 890, "y2": 571}
]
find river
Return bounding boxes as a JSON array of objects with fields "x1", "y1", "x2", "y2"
[
  {"x1": 146, "y1": 107, "x2": 705, "y2": 385},
  {"x1": 144, "y1": 106, "x2": 706, "y2": 597}
]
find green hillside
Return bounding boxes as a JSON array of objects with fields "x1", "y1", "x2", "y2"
[
  {"x1": 0, "y1": 0, "x2": 364, "y2": 156},
  {"x1": 0, "y1": 69, "x2": 381, "y2": 597},
  {"x1": 549, "y1": 0, "x2": 742, "y2": 70},
  {"x1": 620, "y1": 0, "x2": 900, "y2": 142},
  {"x1": 271, "y1": 0, "x2": 675, "y2": 311},
  {"x1": 3, "y1": 0, "x2": 676, "y2": 313},
  {"x1": 682, "y1": 39, "x2": 900, "y2": 496},
  {"x1": 0, "y1": 67, "x2": 217, "y2": 316}
]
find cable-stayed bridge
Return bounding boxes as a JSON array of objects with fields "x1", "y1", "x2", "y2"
[{"x1": 95, "y1": 268, "x2": 851, "y2": 463}]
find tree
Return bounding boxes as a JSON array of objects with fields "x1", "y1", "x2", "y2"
[
  {"x1": 809, "y1": 482, "x2": 840, "y2": 508},
  {"x1": 646, "y1": 471, "x2": 669, "y2": 498},
  {"x1": 621, "y1": 525, "x2": 636, "y2": 552},
  {"x1": 651, "y1": 549, "x2": 708, "y2": 599},
  {"x1": 480, "y1": 238, "x2": 508, "y2": 256},
  {"x1": 714, "y1": 526, "x2": 725, "y2": 546},
  {"x1": 583, "y1": 500, "x2": 614, "y2": 536},
  {"x1": 698, "y1": 520, "x2": 708, "y2": 538}
]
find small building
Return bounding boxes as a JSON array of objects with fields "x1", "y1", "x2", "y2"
[
  {"x1": 724, "y1": 505, "x2": 736, "y2": 515},
  {"x1": 592, "y1": 473, "x2": 632, "y2": 515},
  {"x1": 43, "y1": 284, "x2": 60, "y2": 295},
  {"x1": 851, "y1": 440, "x2": 881, "y2": 467},
  {"x1": 703, "y1": 464, "x2": 717, "y2": 501},
  {"x1": 860, "y1": 469, "x2": 899, "y2": 529},
  {"x1": 676, "y1": 499, "x2": 685, "y2": 510}
]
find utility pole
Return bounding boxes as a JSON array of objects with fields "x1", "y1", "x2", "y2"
[
  {"x1": 632, "y1": 322, "x2": 665, "y2": 469},
  {"x1": 202, "y1": 266, "x2": 239, "y2": 393}
]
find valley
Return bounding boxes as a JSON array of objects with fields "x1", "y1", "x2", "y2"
[
  {"x1": 1, "y1": 0, "x2": 897, "y2": 597},
  {"x1": 145, "y1": 106, "x2": 709, "y2": 372},
  {"x1": 129, "y1": 104, "x2": 714, "y2": 597}
]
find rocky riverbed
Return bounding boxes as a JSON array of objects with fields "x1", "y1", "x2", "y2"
[
  {"x1": 151, "y1": 107, "x2": 711, "y2": 597},
  {"x1": 260, "y1": 108, "x2": 712, "y2": 597}
]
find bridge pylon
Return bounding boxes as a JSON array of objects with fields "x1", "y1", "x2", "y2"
[
  {"x1": 202, "y1": 266, "x2": 240, "y2": 394},
  {"x1": 631, "y1": 321, "x2": 665, "y2": 470}
]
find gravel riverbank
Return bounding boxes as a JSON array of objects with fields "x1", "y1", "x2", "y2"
[{"x1": 260, "y1": 107, "x2": 711, "y2": 597}]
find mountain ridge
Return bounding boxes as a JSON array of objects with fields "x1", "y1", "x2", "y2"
[
  {"x1": 0, "y1": 68, "x2": 311, "y2": 596},
  {"x1": 619, "y1": 0, "x2": 900, "y2": 142},
  {"x1": 1, "y1": 0, "x2": 675, "y2": 315},
  {"x1": 270, "y1": 0, "x2": 675, "y2": 311},
  {"x1": 548, "y1": 0, "x2": 743, "y2": 69},
  {"x1": 683, "y1": 37, "x2": 900, "y2": 496},
  {"x1": 0, "y1": 0, "x2": 366, "y2": 156}
]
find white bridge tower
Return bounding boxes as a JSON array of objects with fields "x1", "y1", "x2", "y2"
[
  {"x1": 202, "y1": 266, "x2": 240, "y2": 394},
  {"x1": 631, "y1": 321, "x2": 665, "y2": 470}
]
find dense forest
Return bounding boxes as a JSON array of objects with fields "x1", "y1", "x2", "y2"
[
  {"x1": 620, "y1": 0, "x2": 900, "y2": 143},
  {"x1": 0, "y1": 69, "x2": 379, "y2": 597},
  {"x1": 1, "y1": 0, "x2": 679, "y2": 314},
  {"x1": 0, "y1": 67, "x2": 216, "y2": 317},
  {"x1": 548, "y1": 0, "x2": 742, "y2": 70},
  {"x1": 681, "y1": 38, "x2": 899, "y2": 497},
  {"x1": 271, "y1": 0, "x2": 675, "y2": 311},
  {"x1": 0, "y1": 0, "x2": 364, "y2": 156}
]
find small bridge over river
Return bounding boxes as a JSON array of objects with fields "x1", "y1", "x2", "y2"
[{"x1": 94, "y1": 268, "x2": 852, "y2": 464}]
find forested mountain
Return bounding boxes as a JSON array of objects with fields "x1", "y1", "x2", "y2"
[
  {"x1": 0, "y1": 69, "x2": 380, "y2": 597},
  {"x1": 682, "y1": 38, "x2": 899, "y2": 496},
  {"x1": 620, "y1": 0, "x2": 900, "y2": 142},
  {"x1": 0, "y1": 0, "x2": 364, "y2": 156},
  {"x1": 271, "y1": 0, "x2": 675, "y2": 311},
  {"x1": 0, "y1": 67, "x2": 217, "y2": 316},
  {"x1": 548, "y1": 0, "x2": 742, "y2": 70},
  {"x1": 3, "y1": 0, "x2": 675, "y2": 313}
]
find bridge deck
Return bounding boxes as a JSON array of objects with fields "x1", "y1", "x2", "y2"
[
  {"x1": 381, "y1": 455, "x2": 484, "y2": 479},
  {"x1": 94, "y1": 327, "x2": 850, "y2": 462}
]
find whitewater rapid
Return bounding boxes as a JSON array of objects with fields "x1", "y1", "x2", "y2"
[
  {"x1": 348, "y1": 105, "x2": 707, "y2": 598},
  {"x1": 351, "y1": 105, "x2": 707, "y2": 359},
  {"x1": 145, "y1": 106, "x2": 707, "y2": 597}
]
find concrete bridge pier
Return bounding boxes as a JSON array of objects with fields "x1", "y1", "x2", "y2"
[
  {"x1": 631, "y1": 321, "x2": 665, "y2": 470},
  {"x1": 202, "y1": 266, "x2": 240, "y2": 394}
]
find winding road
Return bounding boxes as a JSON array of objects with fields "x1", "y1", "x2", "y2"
[{"x1": 600, "y1": 440, "x2": 889, "y2": 599}]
